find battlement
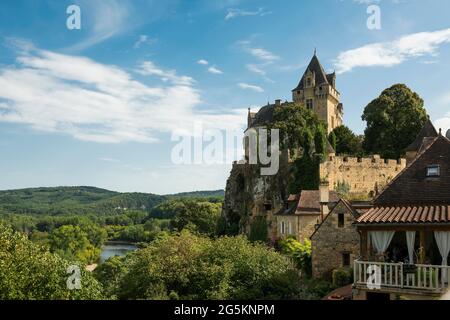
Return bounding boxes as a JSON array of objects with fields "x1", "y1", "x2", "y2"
[
  {"x1": 325, "y1": 155, "x2": 407, "y2": 167},
  {"x1": 320, "y1": 155, "x2": 407, "y2": 196}
]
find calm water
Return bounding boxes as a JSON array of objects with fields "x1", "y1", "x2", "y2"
[{"x1": 100, "y1": 242, "x2": 138, "y2": 263}]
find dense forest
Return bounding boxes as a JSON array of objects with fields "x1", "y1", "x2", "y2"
[{"x1": 0, "y1": 186, "x2": 326, "y2": 300}]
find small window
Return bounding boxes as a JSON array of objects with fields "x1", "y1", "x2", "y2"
[
  {"x1": 427, "y1": 165, "x2": 440, "y2": 177},
  {"x1": 338, "y1": 214, "x2": 345, "y2": 228},
  {"x1": 306, "y1": 78, "x2": 312, "y2": 87},
  {"x1": 342, "y1": 253, "x2": 351, "y2": 267},
  {"x1": 264, "y1": 203, "x2": 272, "y2": 211},
  {"x1": 281, "y1": 221, "x2": 286, "y2": 235},
  {"x1": 306, "y1": 99, "x2": 314, "y2": 110}
]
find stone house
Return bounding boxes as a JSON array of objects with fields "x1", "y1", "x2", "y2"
[
  {"x1": 276, "y1": 185, "x2": 339, "y2": 242},
  {"x1": 310, "y1": 199, "x2": 371, "y2": 279}
]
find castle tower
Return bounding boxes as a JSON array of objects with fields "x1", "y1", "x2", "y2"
[{"x1": 292, "y1": 53, "x2": 343, "y2": 133}]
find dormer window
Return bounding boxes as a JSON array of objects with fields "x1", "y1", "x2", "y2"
[
  {"x1": 306, "y1": 78, "x2": 312, "y2": 87},
  {"x1": 427, "y1": 165, "x2": 440, "y2": 177}
]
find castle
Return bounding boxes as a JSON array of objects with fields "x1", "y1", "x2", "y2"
[{"x1": 223, "y1": 53, "x2": 406, "y2": 243}]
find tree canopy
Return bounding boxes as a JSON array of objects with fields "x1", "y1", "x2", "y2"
[
  {"x1": 362, "y1": 84, "x2": 428, "y2": 159},
  {"x1": 116, "y1": 231, "x2": 302, "y2": 300},
  {"x1": 0, "y1": 224, "x2": 104, "y2": 300},
  {"x1": 329, "y1": 125, "x2": 363, "y2": 156}
]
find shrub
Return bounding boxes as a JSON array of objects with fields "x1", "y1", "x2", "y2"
[{"x1": 332, "y1": 268, "x2": 353, "y2": 288}]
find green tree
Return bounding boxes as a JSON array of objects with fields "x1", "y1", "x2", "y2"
[
  {"x1": 329, "y1": 131, "x2": 337, "y2": 151},
  {"x1": 49, "y1": 225, "x2": 100, "y2": 264},
  {"x1": 0, "y1": 224, "x2": 103, "y2": 300},
  {"x1": 169, "y1": 200, "x2": 221, "y2": 236},
  {"x1": 117, "y1": 231, "x2": 302, "y2": 300},
  {"x1": 270, "y1": 103, "x2": 322, "y2": 151},
  {"x1": 278, "y1": 237, "x2": 312, "y2": 276},
  {"x1": 314, "y1": 125, "x2": 328, "y2": 158},
  {"x1": 94, "y1": 256, "x2": 128, "y2": 298},
  {"x1": 362, "y1": 84, "x2": 428, "y2": 159},
  {"x1": 329, "y1": 125, "x2": 363, "y2": 156}
]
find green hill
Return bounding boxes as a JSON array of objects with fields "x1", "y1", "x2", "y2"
[{"x1": 0, "y1": 186, "x2": 224, "y2": 216}]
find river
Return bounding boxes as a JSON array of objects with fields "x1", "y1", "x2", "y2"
[{"x1": 99, "y1": 242, "x2": 138, "y2": 263}]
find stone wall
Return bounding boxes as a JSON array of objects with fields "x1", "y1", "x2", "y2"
[
  {"x1": 320, "y1": 155, "x2": 407, "y2": 197},
  {"x1": 311, "y1": 201, "x2": 360, "y2": 279},
  {"x1": 276, "y1": 214, "x2": 320, "y2": 243}
]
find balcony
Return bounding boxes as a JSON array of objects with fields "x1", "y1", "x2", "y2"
[{"x1": 354, "y1": 260, "x2": 450, "y2": 296}]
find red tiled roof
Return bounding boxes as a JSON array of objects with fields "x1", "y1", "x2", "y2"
[
  {"x1": 356, "y1": 205, "x2": 450, "y2": 225},
  {"x1": 287, "y1": 194, "x2": 299, "y2": 202}
]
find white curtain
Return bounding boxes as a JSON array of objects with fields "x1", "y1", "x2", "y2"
[
  {"x1": 406, "y1": 231, "x2": 416, "y2": 264},
  {"x1": 370, "y1": 231, "x2": 395, "y2": 255},
  {"x1": 434, "y1": 232, "x2": 450, "y2": 266}
]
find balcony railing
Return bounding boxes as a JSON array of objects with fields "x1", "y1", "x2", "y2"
[{"x1": 354, "y1": 260, "x2": 450, "y2": 292}]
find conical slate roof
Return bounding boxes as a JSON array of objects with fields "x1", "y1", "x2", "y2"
[{"x1": 292, "y1": 54, "x2": 331, "y2": 91}]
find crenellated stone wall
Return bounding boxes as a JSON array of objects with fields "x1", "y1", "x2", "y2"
[{"x1": 320, "y1": 155, "x2": 407, "y2": 197}]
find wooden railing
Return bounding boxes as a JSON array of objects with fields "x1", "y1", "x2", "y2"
[{"x1": 354, "y1": 260, "x2": 450, "y2": 291}]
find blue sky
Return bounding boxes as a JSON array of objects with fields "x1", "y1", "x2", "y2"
[{"x1": 0, "y1": 0, "x2": 450, "y2": 194}]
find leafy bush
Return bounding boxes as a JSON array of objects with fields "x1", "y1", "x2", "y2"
[
  {"x1": 248, "y1": 216, "x2": 268, "y2": 243},
  {"x1": 277, "y1": 237, "x2": 312, "y2": 276},
  {"x1": 332, "y1": 268, "x2": 353, "y2": 288},
  {"x1": 0, "y1": 224, "x2": 104, "y2": 300},
  {"x1": 116, "y1": 231, "x2": 302, "y2": 300}
]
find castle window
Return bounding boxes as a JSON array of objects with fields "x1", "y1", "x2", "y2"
[
  {"x1": 306, "y1": 78, "x2": 312, "y2": 87},
  {"x1": 342, "y1": 253, "x2": 351, "y2": 267},
  {"x1": 306, "y1": 99, "x2": 314, "y2": 110},
  {"x1": 280, "y1": 221, "x2": 286, "y2": 235},
  {"x1": 338, "y1": 213, "x2": 345, "y2": 228},
  {"x1": 264, "y1": 203, "x2": 272, "y2": 211},
  {"x1": 427, "y1": 165, "x2": 440, "y2": 177}
]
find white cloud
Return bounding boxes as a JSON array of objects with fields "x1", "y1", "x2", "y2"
[
  {"x1": 100, "y1": 158, "x2": 121, "y2": 163},
  {"x1": 197, "y1": 59, "x2": 209, "y2": 65},
  {"x1": 133, "y1": 35, "x2": 154, "y2": 49},
  {"x1": 246, "y1": 64, "x2": 266, "y2": 76},
  {"x1": 137, "y1": 61, "x2": 195, "y2": 85},
  {"x1": 335, "y1": 28, "x2": 450, "y2": 74},
  {"x1": 238, "y1": 83, "x2": 264, "y2": 93},
  {"x1": 248, "y1": 48, "x2": 280, "y2": 62},
  {"x1": 225, "y1": 8, "x2": 272, "y2": 20},
  {"x1": 66, "y1": 0, "x2": 130, "y2": 51},
  {"x1": 207, "y1": 66, "x2": 224, "y2": 74},
  {"x1": 0, "y1": 45, "x2": 246, "y2": 144},
  {"x1": 435, "y1": 116, "x2": 450, "y2": 136}
]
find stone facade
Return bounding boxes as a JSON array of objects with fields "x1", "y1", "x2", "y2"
[
  {"x1": 311, "y1": 200, "x2": 361, "y2": 279},
  {"x1": 276, "y1": 214, "x2": 320, "y2": 243},
  {"x1": 292, "y1": 54, "x2": 343, "y2": 133},
  {"x1": 320, "y1": 155, "x2": 407, "y2": 197}
]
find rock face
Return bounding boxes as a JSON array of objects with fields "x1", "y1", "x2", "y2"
[{"x1": 222, "y1": 155, "x2": 291, "y2": 239}]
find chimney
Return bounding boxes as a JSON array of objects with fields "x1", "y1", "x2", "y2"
[
  {"x1": 275, "y1": 99, "x2": 282, "y2": 106},
  {"x1": 319, "y1": 181, "x2": 330, "y2": 222}
]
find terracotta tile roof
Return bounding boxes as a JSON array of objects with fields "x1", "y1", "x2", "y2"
[
  {"x1": 356, "y1": 205, "x2": 450, "y2": 225},
  {"x1": 287, "y1": 194, "x2": 300, "y2": 202},
  {"x1": 297, "y1": 190, "x2": 339, "y2": 214}
]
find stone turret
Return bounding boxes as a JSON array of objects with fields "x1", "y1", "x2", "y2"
[{"x1": 292, "y1": 53, "x2": 343, "y2": 133}]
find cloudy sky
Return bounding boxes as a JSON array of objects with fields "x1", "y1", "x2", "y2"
[{"x1": 0, "y1": 0, "x2": 449, "y2": 194}]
